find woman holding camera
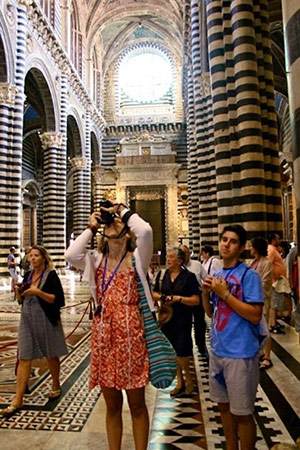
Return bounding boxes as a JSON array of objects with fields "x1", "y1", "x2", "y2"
[
  {"x1": 1, "y1": 245, "x2": 67, "y2": 418},
  {"x1": 152, "y1": 248, "x2": 199, "y2": 397},
  {"x1": 65, "y1": 202, "x2": 154, "y2": 450}
]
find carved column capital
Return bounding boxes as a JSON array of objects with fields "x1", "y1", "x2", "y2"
[
  {"x1": 40, "y1": 132, "x2": 63, "y2": 149},
  {"x1": 70, "y1": 157, "x2": 88, "y2": 171},
  {"x1": 0, "y1": 83, "x2": 18, "y2": 106},
  {"x1": 92, "y1": 166, "x2": 105, "y2": 183},
  {"x1": 18, "y1": 0, "x2": 33, "y2": 8}
]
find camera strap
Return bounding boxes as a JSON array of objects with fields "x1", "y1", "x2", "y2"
[{"x1": 94, "y1": 250, "x2": 128, "y2": 316}]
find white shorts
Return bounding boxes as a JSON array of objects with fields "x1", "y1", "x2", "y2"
[
  {"x1": 209, "y1": 352, "x2": 259, "y2": 416},
  {"x1": 8, "y1": 268, "x2": 18, "y2": 281}
]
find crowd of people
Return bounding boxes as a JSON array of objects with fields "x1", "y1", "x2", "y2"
[{"x1": 1, "y1": 201, "x2": 300, "y2": 450}]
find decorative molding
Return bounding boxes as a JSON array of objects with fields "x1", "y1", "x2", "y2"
[
  {"x1": 106, "y1": 122, "x2": 185, "y2": 136},
  {"x1": 130, "y1": 190, "x2": 165, "y2": 201},
  {"x1": 40, "y1": 131, "x2": 63, "y2": 149},
  {"x1": 4, "y1": 1, "x2": 16, "y2": 27},
  {"x1": 26, "y1": 1, "x2": 106, "y2": 130},
  {"x1": 18, "y1": 0, "x2": 33, "y2": 7},
  {"x1": 0, "y1": 83, "x2": 18, "y2": 106},
  {"x1": 70, "y1": 157, "x2": 88, "y2": 171}
]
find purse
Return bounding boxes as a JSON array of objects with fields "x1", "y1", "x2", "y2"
[{"x1": 133, "y1": 258, "x2": 177, "y2": 389}]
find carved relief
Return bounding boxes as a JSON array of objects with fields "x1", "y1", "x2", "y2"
[
  {"x1": 4, "y1": 1, "x2": 15, "y2": 27},
  {"x1": 40, "y1": 132, "x2": 63, "y2": 149},
  {"x1": 0, "y1": 83, "x2": 18, "y2": 107},
  {"x1": 103, "y1": 189, "x2": 116, "y2": 201},
  {"x1": 70, "y1": 157, "x2": 88, "y2": 171},
  {"x1": 130, "y1": 190, "x2": 164, "y2": 201}
]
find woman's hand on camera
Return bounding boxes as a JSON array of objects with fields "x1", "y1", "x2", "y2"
[
  {"x1": 23, "y1": 286, "x2": 40, "y2": 297},
  {"x1": 100, "y1": 202, "x2": 120, "y2": 215},
  {"x1": 89, "y1": 212, "x2": 101, "y2": 229}
]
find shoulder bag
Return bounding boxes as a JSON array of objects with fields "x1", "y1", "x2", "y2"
[{"x1": 133, "y1": 258, "x2": 177, "y2": 389}]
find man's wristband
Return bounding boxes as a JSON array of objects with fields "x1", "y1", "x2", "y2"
[{"x1": 223, "y1": 291, "x2": 230, "y2": 302}]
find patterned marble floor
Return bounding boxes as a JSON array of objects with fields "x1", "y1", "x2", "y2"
[{"x1": 0, "y1": 271, "x2": 300, "y2": 449}]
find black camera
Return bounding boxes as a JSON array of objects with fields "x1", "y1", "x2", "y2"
[
  {"x1": 96, "y1": 200, "x2": 116, "y2": 225},
  {"x1": 17, "y1": 281, "x2": 31, "y2": 295}
]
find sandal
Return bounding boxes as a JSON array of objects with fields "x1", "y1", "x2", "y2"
[
  {"x1": 170, "y1": 385, "x2": 185, "y2": 397},
  {"x1": 259, "y1": 358, "x2": 273, "y2": 370},
  {"x1": 1, "y1": 405, "x2": 22, "y2": 418},
  {"x1": 47, "y1": 388, "x2": 61, "y2": 400},
  {"x1": 185, "y1": 383, "x2": 194, "y2": 395}
]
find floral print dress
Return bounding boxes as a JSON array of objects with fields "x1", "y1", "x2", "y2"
[{"x1": 89, "y1": 265, "x2": 149, "y2": 390}]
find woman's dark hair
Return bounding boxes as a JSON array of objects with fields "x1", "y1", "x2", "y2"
[
  {"x1": 251, "y1": 237, "x2": 268, "y2": 257},
  {"x1": 9, "y1": 247, "x2": 15, "y2": 252},
  {"x1": 201, "y1": 245, "x2": 214, "y2": 256},
  {"x1": 278, "y1": 240, "x2": 290, "y2": 258},
  {"x1": 220, "y1": 225, "x2": 247, "y2": 247},
  {"x1": 97, "y1": 225, "x2": 136, "y2": 254}
]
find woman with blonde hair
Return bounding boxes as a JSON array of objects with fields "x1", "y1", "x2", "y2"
[
  {"x1": 1, "y1": 245, "x2": 67, "y2": 418},
  {"x1": 65, "y1": 202, "x2": 154, "y2": 450}
]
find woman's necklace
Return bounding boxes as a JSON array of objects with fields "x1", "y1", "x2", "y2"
[
  {"x1": 94, "y1": 250, "x2": 128, "y2": 317},
  {"x1": 30, "y1": 270, "x2": 44, "y2": 284}
]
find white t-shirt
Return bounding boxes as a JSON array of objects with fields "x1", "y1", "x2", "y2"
[
  {"x1": 202, "y1": 256, "x2": 222, "y2": 276},
  {"x1": 186, "y1": 259, "x2": 207, "y2": 286}
]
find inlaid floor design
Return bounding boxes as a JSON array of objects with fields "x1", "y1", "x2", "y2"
[{"x1": 0, "y1": 272, "x2": 300, "y2": 449}]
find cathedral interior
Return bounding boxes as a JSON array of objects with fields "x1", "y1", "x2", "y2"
[{"x1": 0, "y1": 0, "x2": 300, "y2": 448}]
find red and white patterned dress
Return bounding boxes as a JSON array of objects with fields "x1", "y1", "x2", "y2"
[{"x1": 89, "y1": 265, "x2": 149, "y2": 390}]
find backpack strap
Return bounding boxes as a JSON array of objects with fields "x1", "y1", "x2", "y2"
[
  {"x1": 156, "y1": 268, "x2": 166, "y2": 292},
  {"x1": 208, "y1": 257, "x2": 215, "y2": 275}
]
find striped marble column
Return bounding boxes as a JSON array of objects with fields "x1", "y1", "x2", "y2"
[
  {"x1": 187, "y1": 0, "x2": 218, "y2": 255},
  {"x1": 83, "y1": 112, "x2": 92, "y2": 220},
  {"x1": 40, "y1": 132, "x2": 65, "y2": 269},
  {"x1": 206, "y1": 0, "x2": 282, "y2": 237},
  {"x1": 0, "y1": 83, "x2": 19, "y2": 274},
  {"x1": 282, "y1": 1, "x2": 300, "y2": 250},
  {"x1": 70, "y1": 157, "x2": 90, "y2": 238},
  {"x1": 92, "y1": 166, "x2": 106, "y2": 213}
]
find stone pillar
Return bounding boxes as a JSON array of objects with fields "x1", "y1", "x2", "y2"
[
  {"x1": 60, "y1": 0, "x2": 71, "y2": 55},
  {"x1": 165, "y1": 183, "x2": 179, "y2": 248},
  {"x1": 36, "y1": 169, "x2": 43, "y2": 245},
  {"x1": 206, "y1": 0, "x2": 282, "y2": 238},
  {"x1": 0, "y1": 83, "x2": 19, "y2": 274},
  {"x1": 70, "y1": 157, "x2": 90, "y2": 238},
  {"x1": 40, "y1": 132, "x2": 66, "y2": 269},
  {"x1": 186, "y1": 0, "x2": 218, "y2": 256},
  {"x1": 92, "y1": 167, "x2": 105, "y2": 212},
  {"x1": 282, "y1": 0, "x2": 300, "y2": 302}
]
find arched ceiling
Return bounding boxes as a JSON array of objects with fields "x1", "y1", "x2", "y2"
[{"x1": 85, "y1": 0, "x2": 185, "y2": 72}]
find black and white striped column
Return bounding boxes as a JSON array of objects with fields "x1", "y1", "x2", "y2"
[
  {"x1": 206, "y1": 0, "x2": 282, "y2": 237},
  {"x1": 70, "y1": 157, "x2": 90, "y2": 238},
  {"x1": 186, "y1": 0, "x2": 218, "y2": 256},
  {"x1": 40, "y1": 132, "x2": 65, "y2": 269},
  {"x1": 282, "y1": 0, "x2": 300, "y2": 249},
  {"x1": 0, "y1": 83, "x2": 19, "y2": 274}
]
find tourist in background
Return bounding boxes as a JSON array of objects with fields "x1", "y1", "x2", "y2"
[
  {"x1": 249, "y1": 237, "x2": 273, "y2": 370},
  {"x1": 152, "y1": 248, "x2": 199, "y2": 396}
]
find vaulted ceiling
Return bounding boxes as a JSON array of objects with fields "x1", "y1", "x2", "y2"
[{"x1": 84, "y1": 0, "x2": 185, "y2": 75}]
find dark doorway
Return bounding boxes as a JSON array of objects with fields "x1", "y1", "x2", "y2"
[{"x1": 131, "y1": 198, "x2": 166, "y2": 265}]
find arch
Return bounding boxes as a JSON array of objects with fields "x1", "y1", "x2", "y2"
[
  {"x1": 91, "y1": 130, "x2": 100, "y2": 166},
  {"x1": 24, "y1": 59, "x2": 59, "y2": 132},
  {"x1": 67, "y1": 113, "x2": 84, "y2": 158},
  {"x1": 0, "y1": 10, "x2": 14, "y2": 83}
]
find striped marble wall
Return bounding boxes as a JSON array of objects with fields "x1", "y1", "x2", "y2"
[
  {"x1": 282, "y1": 0, "x2": 300, "y2": 252},
  {"x1": 206, "y1": 0, "x2": 282, "y2": 238}
]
